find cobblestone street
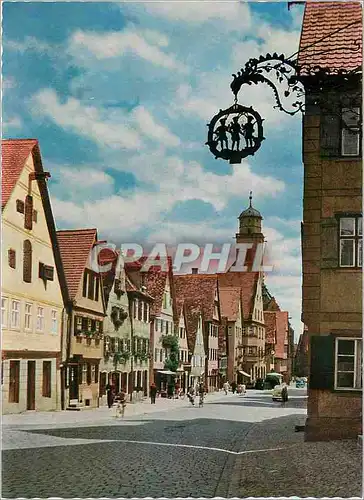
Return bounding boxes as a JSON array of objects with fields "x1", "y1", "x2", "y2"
[{"x1": 2, "y1": 389, "x2": 362, "y2": 498}]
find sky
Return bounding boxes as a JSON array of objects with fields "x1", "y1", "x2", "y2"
[{"x1": 2, "y1": 1, "x2": 305, "y2": 340}]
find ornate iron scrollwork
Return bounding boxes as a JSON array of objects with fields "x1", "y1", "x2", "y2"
[
  {"x1": 230, "y1": 53, "x2": 305, "y2": 116},
  {"x1": 206, "y1": 103, "x2": 265, "y2": 164}
]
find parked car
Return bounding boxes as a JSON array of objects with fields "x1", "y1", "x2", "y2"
[
  {"x1": 295, "y1": 378, "x2": 305, "y2": 388},
  {"x1": 255, "y1": 378, "x2": 265, "y2": 390},
  {"x1": 272, "y1": 383, "x2": 289, "y2": 402}
]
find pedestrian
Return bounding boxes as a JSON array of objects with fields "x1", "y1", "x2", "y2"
[
  {"x1": 198, "y1": 382, "x2": 205, "y2": 407},
  {"x1": 187, "y1": 386, "x2": 195, "y2": 406},
  {"x1": 223, "y1": 381, "x2": 229, "y2": 395},
  {"x1": 231, "y1": 381, "x2": 237, "y2": 394},
  {"x1": 106, "y1": 383, "x2": 114, "y2": 409},
  {"x1": 175, "y1": 382, "x2": 180, "y2": 399},
  {"x1": 150, "y1": 382, "x2": 157, "y2": 404},
  {"x1": 115, "y1": 389, "x2": 127, "y2": 418},
  {"x1": 241, "y1": 383, "x2": 246, "y2": 395},
  {"x1": 167, "y1": 382, "x2": 174, "y2": 399}
]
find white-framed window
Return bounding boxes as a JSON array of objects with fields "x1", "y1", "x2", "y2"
[
  {"x1": 339, "y1": 216, "x2": 362, "y2": 267},
  {"x1": 2, "y1": 297, "x2": 8, "y2": 327},
  {"x1": 25, "y1": 303, "x2": 32, "y2": 330},
  {"x1": 37, "y1": 307, "x2": 44, "y2": 332},
  {"x1": 82, "y1": 364, "x2": 87, "y2": 384},
  {"x1": 11, "y1": 300, "x2": 20, "y2": 329},
  {"x1": 51, "y1": 310, "x2": 57, "y2": 334},
  {"x1": 335, "y1": 337, "x2": 362, "y2": 390},
  {"x1": 341, "y1": 107, "x2": 361, "y2": 157}
]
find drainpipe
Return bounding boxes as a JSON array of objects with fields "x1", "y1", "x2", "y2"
[{"x1": 129, "y1": 299, "x2": 135, "y2": 402}]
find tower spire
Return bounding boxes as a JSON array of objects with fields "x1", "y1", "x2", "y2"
[{"x1": 249, "y1": 191, "x2": 253, "y2": 207}]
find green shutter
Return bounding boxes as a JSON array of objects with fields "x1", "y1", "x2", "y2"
[
  {"x1": 320, "y1": 114, "x2": 340, "y2": 157},
  {"x1": 309, "y1": 335, "x2": 334, "y2": 390}
]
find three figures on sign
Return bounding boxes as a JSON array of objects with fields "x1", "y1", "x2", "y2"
[{"x1": 214, "y1": 114, "x2": 255, "y2": 151}]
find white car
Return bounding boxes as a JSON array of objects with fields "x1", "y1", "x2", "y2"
[{"x1": 272, "y1": 383, "x2": 288, "y2": 402}]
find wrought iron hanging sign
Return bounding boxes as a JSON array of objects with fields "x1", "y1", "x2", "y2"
[
  {"x1": 206, "y1": 102, "x2": 264, "y2": 164},
  {"x1": 206, "y1": 52, "x2": 305, "y2": 164},
  {"x1": 206, "y1": 40, "x2": 362, "y2": 164}
]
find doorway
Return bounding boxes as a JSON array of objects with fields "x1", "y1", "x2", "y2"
[
  {"x1": 69, "y1": 365, "x2": 79, "y2": 400},
  {"x1": 27, "y1": 361, "x2": 36, "y2": 410}
]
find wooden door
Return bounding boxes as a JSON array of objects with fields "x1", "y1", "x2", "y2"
[
  {"x1": 143, "y1": 370, "x2": 148, "y2": 396},
  {"x1": 27, "y1": 361, "x2": 36, "y2": 410}
]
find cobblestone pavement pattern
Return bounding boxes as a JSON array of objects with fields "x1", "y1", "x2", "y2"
[{"x1": 2, "y1": 388, "x2": 362, "y2": 498}]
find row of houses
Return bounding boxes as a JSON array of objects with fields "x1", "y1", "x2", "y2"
[{"x1": 2, "y1": 138, "x2": 294, "y2": 413}]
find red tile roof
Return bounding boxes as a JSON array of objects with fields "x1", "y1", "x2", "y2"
[
  {"x1": 183, "y1": 298, "x2": 203, "y2": 354},
  {"x1": 125, "y1": 256, "x2": 173, "y2": 316},
  {"x1": 2, "y1": 139, "x2": 38, "y2": 209},
  {"x1": 219, "y1": 287, "x2": 242, "y2": 322},
  {"x1": 275, "y1": 311, "x2": 289, "y2": 359},
  {"x1": 217, "y1": 272, "x2": 259, "y2": 320},
  {"x1": 173, "y1": 274, "x2": 219, "y2": 321},
  {"x1": 56, "y1": 228, "x2": 97, "y2": 300},
  {"x1": 264, "y1": 311, "x2": 277, "y2": 344},
  {"x1": 298, "y1": 2, "x2": 362, "y2": 72}
]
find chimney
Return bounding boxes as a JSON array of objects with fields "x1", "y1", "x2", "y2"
[{"x1": 191, "y1": 268, "x2": 198, "y2": 274}]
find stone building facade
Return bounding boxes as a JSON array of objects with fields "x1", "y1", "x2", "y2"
[{"x1": 299, "y1": 2, "x2": 362, "y2": 440}]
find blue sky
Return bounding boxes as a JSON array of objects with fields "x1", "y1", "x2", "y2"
[{"x1": 3, "y1": 1, "x2": 305, "y2": 339}]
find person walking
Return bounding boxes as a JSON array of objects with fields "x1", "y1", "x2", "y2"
[
  {"x1": 187, "y1": 386, "x2": 195, "y2": 406},
  {"x1": 150, "y1": 382, "x2": 157, "y2": 404},
  {"x1": 106, "y1": 383, "x2": 114, "y2": 409},
  {"x1": 115, "y1": 389, "x2": 127, "y2": 418},
  {"x1": 223, "y1": 381, "x2": 229, "y2": 395},
  {"x1": 198, "y1": 382, "x2": 205, "y2": 407},
  {"x1": 231, "y1": 381, "x2": 237, "y2": 394}
]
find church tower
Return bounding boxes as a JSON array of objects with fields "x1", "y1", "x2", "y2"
[{"x1": 235, "y1": 192, "x2": 265, "y2": 271}]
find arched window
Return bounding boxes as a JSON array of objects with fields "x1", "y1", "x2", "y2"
[{"x1": 23, "y1": 240, "x2": 32, "y2": 283}]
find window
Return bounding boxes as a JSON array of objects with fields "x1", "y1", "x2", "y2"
[
  {"x1": 83, "y1": 272, "x2": 88, "y2": 297},
  {"x1": 335, "y1": 338, "x2": 362, "y2": 390},
  {"x1": 133, "y1": 300, "x2": 137, "y2": 319},
  {"x1": 82, "y1": 364, "x2": 87, "y2": 384},
  {"x1": 42, "y1": 361, "x2": 52, "y2": 397},
  {"x1": 11, "y1": 300, "x2": 20, "y2": 328},
  {"x1": 37, "y1": 307, "x2": 44, "y2": 332},
  {"x1": 51, "y1": 310, "x2": 57, "y2": 334},
  {"x1": 8, "y1": 249, "x2": 16, "y2": 269},
  {"x1": 339, "y1": 216, "x2": 362, "y2": 267},
  {"x1": 341, "y1": 107, "x2": 361, "y2": 156},
  {"x1": 16, "y1": 199, "x2": 25, "y2": 213},
  {"x1": 95, "y1": 276, "x2": 99, "y2": 302},
  {"x1": 88, "y1": 273, "x2": 95, "y2": 300},
  {"x1": 159, "y1": 350, "x2": 163, "y2": 362},
  {"x1": 2, "y1": 298, "x2": 8, "y2": 327},
  {"x1": 25, "y1": 303, "x2": 32, "y2": 330},
  {"x1": 91, "y1": 364, "x2": 96, "y2": 383},
  {"x1": 9, "y1": 360, "x2": 20, "y2": 403}
]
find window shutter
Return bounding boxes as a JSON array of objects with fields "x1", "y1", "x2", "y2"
[
  {"x1": 8, "y1": 249, "x2": 16, "y2": 269},
  {"x1": 23, "y1": 240, "x2": 32, "y2": 283},
  {"x1": 87, "y1": 364, "x2": 91, "y2": 385},
  {"x1": 320, "y1": 114, "x2": 340, "y2": 157},
  {"x1": 321, "y1": 218, "x2": 338, "y2": 269},
  {"x1": 24, "y1": 195, "x2": 33, "y2": 230},
  {"x1": 16, "y1": 200, "x2": 25, "y2": 213},
  {"x1": 309, "y1": 335, "x2": 334, "y2": 390}
]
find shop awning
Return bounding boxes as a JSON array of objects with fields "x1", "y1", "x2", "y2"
[
  {"x1": 239, "y1": 370, "x2": 251, "y2": 378},
  {"x1": 157, "y1": 370, "x2": 176, "y2": 375}
]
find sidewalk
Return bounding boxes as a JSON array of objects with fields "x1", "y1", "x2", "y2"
[{"x1": 2, "y1": 390, "x2": 228, "y2": 429}]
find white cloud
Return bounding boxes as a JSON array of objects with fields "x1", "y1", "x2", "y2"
[
  {"x1": 6, "y1": 36, "x2": 56, "y2": 56},
  {"x1": 31, "y1": 89, "x2": 181, "y2": 151},
  {"x1": 139, "y1": 0, "x2": 252, "y2": 28},
  {"x1": 68, "y1": 28, "x2": 187, "y2": 72},
  {"x1": 131, "y1": 106, "x2": 181, "y2": 147},
  {"x1": 3, "y1": 116, "x2": 22, "y2": 129}
]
